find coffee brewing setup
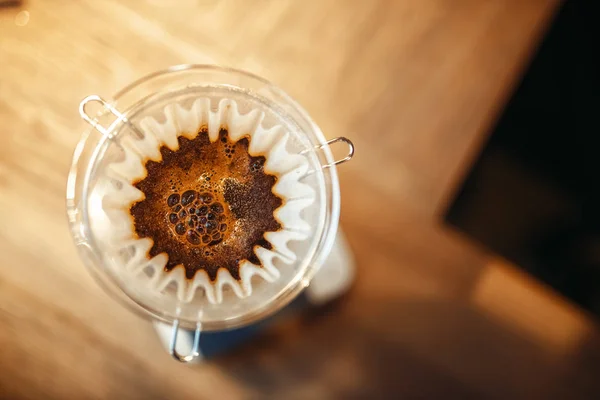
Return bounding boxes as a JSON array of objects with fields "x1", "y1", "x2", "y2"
[{"x1": 67, "y1": 65, "x2": 355, "y2": 362}]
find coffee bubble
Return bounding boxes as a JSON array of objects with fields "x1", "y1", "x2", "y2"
[
  {"x1": 175, "y1": 223, "x2": 186, "y2": 235},
  {"x1": 167, "y1": 193, "x2": 180, "y2": 207},
  {"x1": 181, "y1": 190, "x2": 196, "y2": 206}
]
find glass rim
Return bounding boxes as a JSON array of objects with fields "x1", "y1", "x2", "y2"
[{"x1": 67, "y1": 64, "x2": 341, "y2": 331}]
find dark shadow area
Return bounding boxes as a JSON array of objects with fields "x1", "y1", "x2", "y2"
[
  {"x1": 446, "y1": 0, "x2": 600, "y2": 316},
  {"x1": 0, "y1": 1, "x2": 23, "y2": 8},
  {"x1": 212, "y1": 296, "x2": 600, "y2": 399}
]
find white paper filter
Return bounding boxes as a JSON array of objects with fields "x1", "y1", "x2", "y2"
[{"x1": 97, "y1": 98, "x2": 315, "y2": 304}]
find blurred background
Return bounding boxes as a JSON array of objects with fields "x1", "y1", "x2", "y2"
[{"x1": 1, "y1": 0, "x2": 600, "y2": 399}]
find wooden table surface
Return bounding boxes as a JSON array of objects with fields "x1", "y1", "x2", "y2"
[{"x1": 3, "y1": 1, "x2": 599, "y2": 399}]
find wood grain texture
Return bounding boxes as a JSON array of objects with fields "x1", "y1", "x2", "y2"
[{"x1": 4, "y1": 1, "x2": 599, "y2": 399}]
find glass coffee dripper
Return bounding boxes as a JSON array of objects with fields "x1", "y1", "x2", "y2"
[{"x1": 66, "y1": 65, "x2": 354, "y2": 362}]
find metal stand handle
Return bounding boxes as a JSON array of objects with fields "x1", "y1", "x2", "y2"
[
  {"x1": 79, "y1": 95, "x2": 127, "y2": 139},
  {"x1": 317, "y1": 137, "x2": 355, "y2": 168},
  {"x1": 300, "y1": 136, "x2": 355, "y2": 177},
  {"x1": 169, "y1": 319, "x2": 201, "y2": 363}
]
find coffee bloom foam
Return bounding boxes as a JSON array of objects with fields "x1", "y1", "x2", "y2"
[{"x1": 98, "y1": 99, "x2": 315, "y2": 304}]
